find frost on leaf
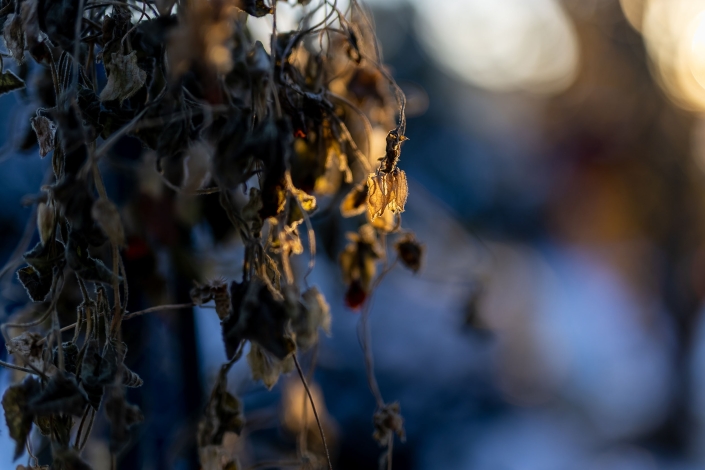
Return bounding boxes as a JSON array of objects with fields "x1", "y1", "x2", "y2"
[
  {"x1": 373, "y1": 402, "x2": 405, "y2": 446},
  {"x1": 247, "y1": 343, "x2": 294, "y2": 390},
  {"x1": 3, "y1": 14, "x2": 25, "y2": 64},
  {"x1": 367, "y1": 168, "x2": 407, "y2": 220},
  {"x1": 99, "y1": 51, "x2": 146, "y2": 102},
  {"x1": 0, "y1": 70, "x2": 25, "y2": 96},
  {"x1": 30, "y1": 115, "x2": 56, "y2": 158}
]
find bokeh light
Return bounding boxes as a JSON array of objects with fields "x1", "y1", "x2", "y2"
[{"x1": 411, "y1": 0, "x2": 579, "y2": 94}]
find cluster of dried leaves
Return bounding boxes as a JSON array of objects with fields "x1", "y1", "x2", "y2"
[{"x1": 0, "y1": 0, "x2": 423, "y2": 468}]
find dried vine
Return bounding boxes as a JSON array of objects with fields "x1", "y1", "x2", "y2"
[{"x1": 0, "y1": 0, "x2": 424, "y2": 468}]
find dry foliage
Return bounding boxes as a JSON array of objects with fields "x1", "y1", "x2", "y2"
[{"x1": 0, "y1": 0, "x2": 424, "y2": 468}]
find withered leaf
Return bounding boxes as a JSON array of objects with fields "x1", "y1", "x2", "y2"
[
  {"x1": 294, "y1": 287, "x2": 331, "y2": 350},
  {"x1": 50, "y1": 447, "x2": 93, "y2": 470},
  {"x1": 28, "y1": 371, "x2": 88, "y2": 416},
  {"x1": 198, "y1": 365, "x2": 244, "y2": 447},
  {"x1": 3, "y1": 14, "x2": 25, "y2": 64},
  {"x1": 105, "y1": 388, "x2": 144, "y2": 453},
  {"x1": 7, "y1": 331, "x2": 55, "y2": 375},
  {"x1": 340, "y1": 225, "x2": 383, "y2": 310},
  {"x1": 66, "y1": 236, "x2": 119, "y2": 284},
  {"x1": 99, "y1": 51, "x2": 147, "y2": 102},
  {"x1": 53, "y1": 341, "x2": 79, "y2": 376},
  {"x1": 372, "y1": 402, "x2": 405, "y2": 446},
  {"x1": 239, "y1": 0, "x2": 274, "y2": 17},
  {"x1": 0, "y1": 70, "x2": 25, "y2": 95},
  {"x1": 247, "y1": 343, "x2": 293, "y2": 390},
  {"x1": 2, "y1": 376, "x2": 41, "y2": 460},
  {"x1": 340, "y1": 182, "x2": 368, "y2": 217},
  {"x1": 91, "y1": 199, "x2": 125, "y2": 247},
  {"x1": 36, "y1": 202, "x2": 55, "y2": 245},
  {"x1": 222, "y1": 280, "x2": 295, "y2": 361},
  {"x1": 17, "y1": 265, "x2": 52, "y2": 302},
  {"x1": 367, "y1": 168, "x2": 407, "y2": 220},
  {"x1": 191, "y1": 280, "x2": 231, "y2": 320},
  {"x1": 80, "y1": 339, "x2": 125, "y2": 409},
  {"x1": 287, "y1": 188, "x2": 317, "y2": 228},
  {"x1": 395, "y1": 233, "x2": 424, "y2": 273},
  {"x1": 30, "y1": 115, "x2": 56, "y2": 158}
]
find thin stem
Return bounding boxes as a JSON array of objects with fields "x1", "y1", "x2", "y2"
[
  {"x1": 74, "y1": 405, "x2": 91, "y2": 449},
  {"x1": 293, "y1": 353, "x2": 332, "y2": 470}
]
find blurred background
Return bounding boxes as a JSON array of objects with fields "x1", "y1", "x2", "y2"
[{"x1": 6, "y1": 0, "x2": 705, "y2": 468}]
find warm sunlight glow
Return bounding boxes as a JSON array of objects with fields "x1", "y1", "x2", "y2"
[{"x1": 412, "y1": 0, "x2": 579, "y2": 94}]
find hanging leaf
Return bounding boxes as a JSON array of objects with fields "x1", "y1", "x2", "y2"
[
  {"x1": 91, "y1": 199, "x2": 126, "y2": 247},
  {"x1": 372, "y1": 402, "x2": 405, "y2": 446},
  {"x1": 247, "y1": 343, "x2": 294, "y2": 390},
  {"x1": 30, "y1": 115, "x2": 56, "y2": 158},
  {"x1": 197, "y1": 364, "x2": 245, "y2": 447},
  {"x1": 0, "y1": 70, "x2": 25, "y2": 96},
  {"x1": 99, "y1": 51, "x2": 147, "y2": 102},
  {"x1": 293, "y1": 286, "x2": 331, "y2": 350},
  {"x1": 28, "y1": 371, "x2": 88, "y2": 417},
  {"x1": 367, "y1": 168, "x2": 408, "y2": 220},
  {"x1": 2, "y1": 377, "x2": 41, "y2": 460},
  {"x1": 394, "y1": 232, "x2": 424, "y2": 273},
  {"x1": 3, "y1": 14, "x2": 25, "y2": 64}
]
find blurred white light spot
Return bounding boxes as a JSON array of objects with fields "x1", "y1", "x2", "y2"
[{"x1": 412, "y1": 0, "x2": 579, "y2": 94}]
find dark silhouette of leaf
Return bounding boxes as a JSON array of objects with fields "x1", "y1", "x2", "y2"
[
  {"x1": 394, "y1": 233, "x2": 424, "y2": 273},
  {"x1": 2, "y1": 377, "x2": 41, "y2": 460},
  {"x1": 0, "y1": 70, "x2": 24, "y2": 96},
  {"x1": 16, "y1": 265, "x2": 52, "y2": 301},
  {"x1": 105, "y1": 387, "x2": 144, "y2": 453},
  {"x1": 28, "y1": 372, "x2": 88, "y2": 416}
]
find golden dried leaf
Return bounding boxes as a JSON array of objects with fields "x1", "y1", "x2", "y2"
[
  {"x1": 369, "y1": 207, "x2": 395, "y2": 232},
  {"x1": 30, "y1": 115, "x2": 56, "y2": 158},
  {"x1": 367, "y1": 168, "x2": 407, "y2": 220},
  {"x1": 340, "y1": 182, "x2": 368, "y2": 217},
  {"x1": 100, "y1": 51, "x2": 147, "y2": 102}
]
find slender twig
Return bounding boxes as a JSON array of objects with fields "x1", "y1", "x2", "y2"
[{"x1": 293, "y1": 353, "x2": 332, "y2": 470}]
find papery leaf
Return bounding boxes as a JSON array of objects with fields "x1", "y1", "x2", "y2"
[
  {"x1": 7, "y1": 331, "x2": 55, "y2": 375},
  {"x1": 247, "y1": 343, "x2": 293, "y2": 390},
  {"x1": 293, "y1": 286, "x2": 331, "y2": 350}
]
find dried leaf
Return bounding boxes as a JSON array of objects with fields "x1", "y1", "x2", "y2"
[
  {"x1": 0, "y1": 70, "x2": 25, "y2": 96},
  {"x1": 2, "y1": 377, "x2": 41, "y2": 460},
  {"x1": 239, "y1": 0, "x2": 274, "y2": 17},
  {"x1": 191, "y1": 280, "x2": 231, "y2": 320},
  {"x1": 28, "y1": 372, "x2": 88, "y2": 416},
  {"x1": 198, "y1": 365, "x2": 245, "y2": 447},
  {"x1": 16, "y1": 265, "x2": 52, "y2": 302},
  {"x1": 293, "y1": 287, "x2": 331, "y2": 350},
  {"x1": 7, "y1": 331, "x2": 55, "y2": 375},
  {"x1": 247, "y1": 343, "x2": 293, "y2": 390},
  {"x1": 30, "y1": 116, "x2": 56, "y2": 157},
  {"x1": 372, "y1": 402, "x2": 405, "y2": 446},
  {"x1": 222, "y1": 280, "x2": 295, "y2": 361},
  {"x1": 3, "y1": 14, "x2": 25, "y2": 64},
  {"x1": 340, "y1": 182, "x2": 368, "y2": 217},
  {"x1": 91, "y1": 199, "x2": 125, "y2": 247},
  {"x1": 51, "y1": 447, "x2": 93, "y2": 470},
  {"x1": 105, "y1": 388, "x2": 144, "y2": 452},
  {"x1": 99, "y1": 51, "x2": 146, "y2": 102},
  {"x1": 395, "y1": 233, "x2": 424, "y2": 273},
  {"x1": 339, "y1": 225, "x2": 383, "y2": 310},
  {"x1": 36, "y1": 202, "x2": 55, "y2": 245},
  {"x1": 53, "y1": 341, "x2": 79, "y2": 376},
  {"x1": 367, "y1": 168, "x2": 407, "y2": 220}
]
